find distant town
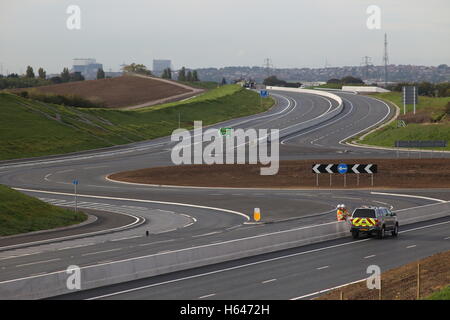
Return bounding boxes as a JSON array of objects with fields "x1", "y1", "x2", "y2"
[{"x1": 67, "y1": 59, "x2": 450, "y2": 85}]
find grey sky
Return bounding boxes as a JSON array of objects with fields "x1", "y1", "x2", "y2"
[{"x1": 1, "y1": 0, "x2": 449, "y2": 74}]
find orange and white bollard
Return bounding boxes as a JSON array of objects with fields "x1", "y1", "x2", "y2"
[{"x1": 253, "y1": 208, "x2": 261, "y2": 222}]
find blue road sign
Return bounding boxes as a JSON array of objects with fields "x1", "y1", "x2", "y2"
[
  {"x1": 260, "y1": 90, "x2": 269, "y2": 98},
  {"x1": 72, "y1": 180, "x2": 79, "y2": 185},
  {"x1": 337, "y1": 164, "x2": 348, "y2": 174}
]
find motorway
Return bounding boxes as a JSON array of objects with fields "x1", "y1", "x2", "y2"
[
  {"x1": 0, "y1": 89, "x2": 449, "y2": 299},
  {"x1": 55, "y1": 217, "x2": 450, "y2": 300}
]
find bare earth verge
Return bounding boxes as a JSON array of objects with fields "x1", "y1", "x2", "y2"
[
  {"x1": 18, "y1": 75, "x2": 199, "y2": 108},
  {"x1": 317, "y1": 250, "x2": 450, "y2": 300},
  {"x1": 109, "y1": 159, "x2": 450, "y2": 189}
]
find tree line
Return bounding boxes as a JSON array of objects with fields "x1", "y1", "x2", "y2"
[
  {"x1": 388, "y1": 82, "x2": 450, "y2": 97},
  {"x1": 161, "y1": 67, "x2": 200, "y2": 82},
  {"x1": 0, "y1": 66, "x2": 87, "y2": 89}
]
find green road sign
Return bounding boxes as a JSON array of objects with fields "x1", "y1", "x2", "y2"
[{"x1": 219, "y1": 128, "x2": 232, "y2": 136}]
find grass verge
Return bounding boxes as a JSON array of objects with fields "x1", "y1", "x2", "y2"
[
  {"x1": 0, "y1": 185, "x2": 87, "y2": 237},
  {"x1": 426, "y1": 286, "x2": 450, "y2": 300},
  {"x1": 317, "y1": 250, "x2": 450, "y2": 300},
  {"x1": 359, "y1": 92, "x2": 450, "y2": 151},
  {"x1": 0, "y1": 85, "x2": 274, "y2": 160}
]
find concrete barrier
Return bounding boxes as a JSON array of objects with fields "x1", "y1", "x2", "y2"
[
  {"x1": 1, "y1": 200, "x2": 448, "y2": 300},
  {"x1": 266, "y1": 87, "x2": 344, "y2": 140}
]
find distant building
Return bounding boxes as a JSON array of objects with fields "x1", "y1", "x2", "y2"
[
  {"x1": 153, "y1": 59, "x2": 172, "y2": 76},
  {"x1": 72, "y1": 58, "x2": 103, "y2": 80}
]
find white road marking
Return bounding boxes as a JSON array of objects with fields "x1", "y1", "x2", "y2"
[
  {"x1": 316, "y1": 266, "x2": 329, "y2": 270},
  {"x1": 16, "y1": 258, "x2": 61, "y2": 268},
  {"x1": 14, "y1": 188, "x2": 250, "y2": 221},
  {"x1": 111, "y1": 235, "x2": 142, "y2": 242},
  {"x1": 5, "y1": 219, "x2": 450, "y2": 299},
  {"x1": 57, "y1": 243, "x2": 95, "y2": 251},
  {"x1": 198, "y1": 293, "x2": 216, "y2": 299},
  {"x1": 370, "y1": 192, "x2": 447, "y2": 203},
  {"x1": 406, "y1": 245, "x2": 417, "y2": 249},
  {"x1": 291, "y1": 278, "x2": 367, "y2": 300},
  {"x1": 154, "y1": 228, "x2": 177, "y2": 234},
  {"x1": 137, "y1": 239, "x2": 176, "y2": 247},
  {"x1": 0, "y1": 252, "x2": 42, "y2": 261},
  {"x1": 82, "y1": 248, "x2": 122, "y2": 256},
  {"x1": 192, "y1": 231, "x2": 222, "y2": 238},
  {"x1": 364, "y1": 255, "x2": 376, "y2": 259},
  {"x1": 262, "y1": 279, "x2": 277, "y2": 284}
]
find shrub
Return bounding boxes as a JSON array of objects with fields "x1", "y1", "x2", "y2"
[{"x1": 14, "y1": 90, "x2": 105, "y2": 108}]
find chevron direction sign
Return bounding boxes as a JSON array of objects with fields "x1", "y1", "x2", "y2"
[{"x1": 312, "y1": 164, "x2": 377, "y2": 174}]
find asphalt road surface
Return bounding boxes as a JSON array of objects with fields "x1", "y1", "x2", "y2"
[{"x1": 0, "y1": 90, "x2": 449, "y2": 298}]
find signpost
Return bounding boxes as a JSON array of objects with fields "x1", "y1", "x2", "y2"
[
  {"x1": 72, "y1": 179, "x2": 79, "y2": 212},
  {"x1": 403, "y1": 86, "x2": 418, "y2": 115},
  {"x1": 259, "y1": 90, "x2": 269, "y2": 110},
  {"x1": 259, "y1": 90, "x2": 269, "y2": 98},
  {"x1": 312, "y1": 164, "x2": 377, "y2": 187}
]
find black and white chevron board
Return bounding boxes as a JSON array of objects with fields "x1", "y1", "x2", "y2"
[{"x1": 312, "y1": 164, "x2": 377, "y2": 174}]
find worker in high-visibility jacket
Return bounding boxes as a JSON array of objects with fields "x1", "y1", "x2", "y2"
[{"x1": 336, "y1": 204, "x2": 350, "y2": 221}]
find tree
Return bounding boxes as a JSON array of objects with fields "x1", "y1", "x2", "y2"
[
  {"x1": 121, "y1": 63, "x2": 151, "y2": 75},
  {"x1": 178, "y1": 67, "x2": 186, "y2": 81},
  {"x1": 221, "y1": 77, "x2": 227, "y2": 85},
  {"x1": 263, "y1": 75, "x2": 287, "y2": 86},
  {"x1": 161, "y1": 68, "x2": 172, "y2": 79},
  {"x1": 26, "y1": 66, "x2": 35, "y2": 78},
  {"x1": 341, "y1": 76, "x2": 364, "y2": 84},
  {"x1": 327, "y1": 78, "x2": 341, "y2": 84},
  {"x1": 97, "y1": 68, "x2": 105, "y2": 79},
  {"x1": 186, "y1": 70, "x2": 193, "y2": 82},
  {"x1": 192, "y1": 70, "x2": 199, "y2": 81},
  {"x1": 38, "y1": 67, "x2": 46, "y2": 79},
  {"x1": 50, "y1": 76, "x2": 62, "y2": 84},
  {"x1": 70, "y1": 71, "x2": 85, "y2": 82},
  {"x1": 61, "y1": 68, "x2": 70, "y2": 82}
]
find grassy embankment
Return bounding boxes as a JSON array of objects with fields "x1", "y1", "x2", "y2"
[
  {"x1": 359, "y1": 92, "x2": 450, "y2": 151},
  {"x1": 426, "y1": 286, "x2": 450, "y2": 300},
  {"x1": 0, "y1": 185, "x2": 87, "y2": 236},
  {"x1": 0, "y1": 85, "x2": 274, "y2": 160}
]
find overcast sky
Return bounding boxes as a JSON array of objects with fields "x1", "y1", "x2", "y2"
[{"x1": 1, "y1": 0, "x2": 449, "y2": 74}]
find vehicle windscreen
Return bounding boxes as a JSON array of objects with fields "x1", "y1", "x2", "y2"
[{"x1": 352, "y1": 209, "x2": 376, "y2": 218}]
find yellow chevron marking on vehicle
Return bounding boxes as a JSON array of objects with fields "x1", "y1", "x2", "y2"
[{"x1": 352, "y1": 218, "x2": 376, "y2": 227}]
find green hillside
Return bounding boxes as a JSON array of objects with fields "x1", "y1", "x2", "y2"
[
  {"x1": 0, "y1": 85, "x2": 274, "y2": 160},
  {"x1": 0, "y1": 185, "x2": 86, "y2": 236}
]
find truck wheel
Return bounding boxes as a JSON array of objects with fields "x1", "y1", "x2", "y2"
[
  {"x1": 392, "y1": 224, "x2": 399, "y2": 237},
  {"x1": 352, "y1": 230, "x2": 359, "y2": 239},
  {"x1": 377, "y1": 226, "x2": 385, "y2": 239}
]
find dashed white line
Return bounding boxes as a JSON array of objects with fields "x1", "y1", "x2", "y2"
[
  {"x1": 364, "y1": 255, "x2": 376, "y2": 259},
  {"x1": 138, "y1": 239, "x2": 176, "y2": 247},
  {"x1": 57, "y1": 243, "x2": 95, "y2": 251},
  {"x1": 111, "y1": 235, "x2": 143, "y2": 242},
  {"x1": 316, "y1": 266, "x2": 329, "y2": 270},
  {"x1": 262, "y1": 279, "x2": 277, "y2": 284},
  {"x1": 82, "y1": 248, "x2": 122, "y2": 256},
  {"x1": 0, "y1": 252, "x2": 43, "y2": 261},
  {"x1": 406, "y1": 245, "x2": 417, "y2": 249},
  {"x1": 16, "y1": 258, "x2": 61, "y2": 268},
  {"x1": 192, "y1": 231, "x2": 222, "y2": 238},
  {"x1": 154, "y1": 228, "x2": 177, "y2": 234},
  {"x1": 198, "y1": 293, "x2": 216, "y2": 299}
]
